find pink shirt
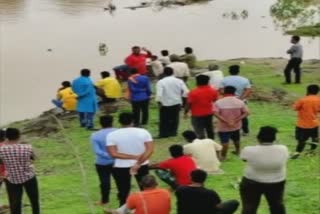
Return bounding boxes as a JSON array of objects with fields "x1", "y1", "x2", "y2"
[{"x1": 214, "y1": 96, "x2": 248, "y2": 132}]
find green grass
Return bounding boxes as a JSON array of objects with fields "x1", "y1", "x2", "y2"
[{"x1": 7, "y1": 58, "x2": 320, "y2": 214}]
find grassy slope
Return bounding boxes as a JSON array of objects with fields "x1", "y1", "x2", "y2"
[{"x1": 9, "y1": 58, "x2": 320, "y2": 214}]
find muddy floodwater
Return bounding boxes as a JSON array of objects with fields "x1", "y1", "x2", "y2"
[{"x1": 0, "y1": 0, "x2": 319, "y2": 125}]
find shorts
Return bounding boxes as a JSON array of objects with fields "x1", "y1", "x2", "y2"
[
  {"x1": 295, "y1": 127, "x2": 318, "y2": 142},
  {"x1": 219, "y1": 130, "x2": 240, "y2": 144}
]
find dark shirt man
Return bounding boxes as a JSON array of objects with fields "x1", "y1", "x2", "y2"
[{"x1": 176, "y1": 169, "x2": 239, "y2": 214}]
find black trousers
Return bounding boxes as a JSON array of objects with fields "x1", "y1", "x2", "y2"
[
  {"x1": 217, "y1": 200, "x2": 239, "y2": 214},
  {"x1": 284, "y1": 58, "x2": 302, "y2": 83},
  {"x1": 95, "y1": 164, "x2": 114, "y2": 203},
  {"x1": 6, "y1": 177, "x2": 40, "y2": 214},
  {"x1": 159, "y1": 104, "x2": 181, "y2": 137},
  {"x1": 131, "y1": 99, "x2": 149, "y2": 126},
  {"x1": 113, "y1": 165, "x2": 149, "y2": 206},
  {"x1": 191, "y1": 114, "x2": 214, "y2": 139},
  {"x1": 240, "y1": 177, "x2": 286, "y2": 214}
]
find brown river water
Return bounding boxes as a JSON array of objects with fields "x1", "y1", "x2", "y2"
[{"x1": 0, "y1": 0, "x2": 319, "y2": 125}]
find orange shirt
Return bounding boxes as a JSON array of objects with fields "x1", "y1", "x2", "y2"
[
  {"x1": 293, "y1": 95, "x2": 320, "y2": 128},
  {"x1": 126, "y1": 188, "x2": 171, "y2": 214}
]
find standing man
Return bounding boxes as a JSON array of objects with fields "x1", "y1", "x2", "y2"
[
  {"x1": 106, "y1": 113, "x2": 154, "y2": 205},
  {"x1": 127, "y1": 68, "x2": 152, "y2": 127},
  {"x1": 284, "y1": 36, "x2": 303, "y2": 84},
  {"x1": 220, "y1": 65, "x2": 251, "y2": 135},
  {"x1": 0, "y1": 128, "x2": 40, "y2": 214},
  {"x1": 72, "y1": 69, "x2": 98, "y2": 130},
  {"x1": 90, "y1": 115, "x2": 117, "y2": 206},
  {"x1": 180, "y1": 47, "x2": 197, "y2": 69},
  {"x1": 95, "y1": 71, "x2": 122, "y2": 103},
  {"x1": 291, "y1": 84, "x2": 320, "y2": 159},
  {"x1": 168, "y1": 54, "x2": 190, "y2": 82},
  {"x1": 202, "y1": 64, "x2": 224, "y2": 89},
  {"x1": 125, "y1": 46, "x2": 152, "y2": 75},
  {"x1": 185, "y1": 75, "x2": 219, "y2": 139},
  {"x1": 159, "y1": 50, "x2": 171, "y2": 66},
  {"x1": 214, "y1": 86, "x2": 249, "y2": 160},
  {"x1": 156, "y1": 67, "x2": 189, "y2": 138}
]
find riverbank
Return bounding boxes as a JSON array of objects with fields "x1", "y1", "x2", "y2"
[{"x1": 4, "y1": 58, "x2": 320, "y2": 214}]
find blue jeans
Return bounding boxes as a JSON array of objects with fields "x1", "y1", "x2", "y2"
[{"x1": 79, "y1": 112, "x2": 95, "y2": 129}]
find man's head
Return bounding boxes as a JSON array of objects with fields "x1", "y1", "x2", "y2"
[
  {"x1": 99, "y1": 115, "x2": 113, "y2": 128},
  {"x1": 61, "y1": 81, "x2": 71, "y2": 88},
  {"x1": 163, "y1": 67, "x2": 174, "y2": 76},
  {"x1": 229, "y1": 65, "x2": 240, "y2": 75},
  {"x1": 306, "y1": 84, "x2": 319, "y2": 95},
  {"x1": 169, "y1": 54, "x2": 181, "y2": 62},
  {"x1": 161, "y1": 50, "x2": 169, "y2": 57},
  {"x1": 151, "y1": 55, "x2": 158, "y2": 61},
  {"x1": 208, "y1": 64, "x2": 219, "y2": 71},
  {"x1": 291, "y1": 35, "x2": 300, "y2": 44},
  {"x1": 169, "y1": 144, "x2": 184, "y2": 158},
  {"x1": 101, "y1": 71, "x2": 110, "y2": 78},
  {"x1": 132, "y1": 46, "x2": 141, "y2": 55},
  {"x1": 81, "y1": 69, "x2": 91, "y2": 77},
  {"x1": 224, "y1": 86, "x2": 236, "y2": 95},
  {"x1": 191, "y1": 169, "x2": 207, "y2": 184},
  {"x1": 196, "y1": 75, "x2": 209, "y2": 86},
  {"x1": 5, "y1": 128, "x2": 20, "y2": 141},
  {"x1": 0, "y1": 129, "x2": 6, "y2": 142},
  {"x1": 182, "y1": 130, "x2": 197, "y2": 143},
  {"x1": 119, "y1": 112, "x2": 133, "y2": 126},
  {"x1": 140, "y1": 175, "x2": 158, "y2": 190},
  {"x1": 185, "y1": 47, "x2": 193, "y2": 54},
  {"x1": 257, "y1": 126, "x2": 278, "y2": 143}
]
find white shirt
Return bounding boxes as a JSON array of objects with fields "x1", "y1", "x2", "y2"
[
  {"x1": 156, "y1": 76, "x2": 189, "y2": 106},
  {"x1": 159, "y1": 56, "x2": 171, "y2": 66},
  {"x1": 202, "y1": 70, "x2": 224, "y2": 89},
  {"x1": 150, "y1": 60, "x2": 164, "y2": 77},
  {"x1": 240, "y1": 144, "x2": 289, "y2": 183},
  {"x1": 183, "y1": 139, "x2": 222, "y2": 172},
  {"x1": 106, "y1": 127, "x2": 153, "y2": 168},
  {"x1": 167, "y1": 62, "x2": 190, "y2": 78}
]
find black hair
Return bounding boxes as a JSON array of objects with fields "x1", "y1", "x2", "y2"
[
  {"x1": 169, "y1": 144, "x2": 184, "y2": 158},
  {"x1": 182, "y1": 130, "x2": 197, "y2": 142},
  {"x1": 0, "y1": 129, "x2": 5, "y2": 142},
  {"x1": 292, "y1": 35, "x2": 300, "y2": 42},
  {"x1": 99, "y1": 115, "x2": 113, "y2": 128},
  {"x1": 119, "y1": 112, "x2": 133, "y2": 126},
  {"x1": 224, "y1": 86, "x2": 237, "y2": 94},
  {"x1": 101, "y1": 71, "x2": 110, "y2": 78},
  {"x1": 196, "y1": 75, "x2": 209, "y2": 86},
  {"x1": 61, "y1": 81, "x2": 71, "y2": 87},
  {"x1": 185, "y1": 47, "x2": 193, "y2": 54},
  {"x1": 191, "y1": 169, "x2": 207, "y2": 183},
  {"x1": 140, "y1": 175, "x2": 158, "y2": 189},
  {"x1": 5, "y1": 128, "x2": 20, "y2": 141},
  {"x1": 161, "y1": 50, "x2": 169, "y2": 56},
  {"x1": 307, "y1": 84, "x2": 319, "y2": 95},
  {"x1": 257, "y1": 126, "x2": 278, "y2": 143},
  {"x1": 163, "y1": 67, "x2": 174, "y2": 76},
  {"x1": 151, "y1": 55, "x2": 158, "y2": 60},
  {"x1": 229, "y1": 65, "x2": 240, "y2": 75},
  {"x1": 129, "y1": 68, "x2": 138, "y2": 75},
  {"x1": 132, "y1": 46, "x2": 140, "y2": 50},
  {"x1": 81, "y1": 69, "x2": 91, "y2": 77}
]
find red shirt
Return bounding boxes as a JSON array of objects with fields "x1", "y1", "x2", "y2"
[
  {"x1": 0, "y1": 143, "x2": 6, "y2": 178},
  {"x1": 125, "y1": 53, "x2": 151, "y2": 74},
  {"x1": 158, "y1": 155, "x2": 197, "y2": 185},
  {"x1": 188, "y1": 85, "x2": 218, "y2": 116}
]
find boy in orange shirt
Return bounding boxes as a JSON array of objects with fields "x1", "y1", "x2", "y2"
[{"x1": 291, "y1": 84, "x2": 320, "y2": 159}]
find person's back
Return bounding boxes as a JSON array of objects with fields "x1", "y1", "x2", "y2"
[
  {"x1": 203, "y1": 70, "x2": 224, "y2": 89},
  {"x1": 127, "y1": 188, "x2": 171, "y2": 214},
  {"x1": 184, "y1": 139, "x2": 222, "y2": 172},
  {"x1": 168, "y1": 62, "x2": 190, "y2": 79},
  {"x1": 96, "y1": 77, "x2": 122, "y2": 99},
  {"x1": 176, "y1": 185, "x2": 220, "y2": 214},
  {"x1": 128, "y1": 75, "x2": 151, "y2": 102},
  {"x1": 150, "y1": 59, "x2": 164, "y2": 77},
  {"x1": 220, "y1": 75, "x2": 250, "y2": 97},
  {"x1": 58, "y1": 87, "x2": 77, "y2": 111},
  {"x1": 156, "y1": 76, "x2": 187, "y2": 106}
]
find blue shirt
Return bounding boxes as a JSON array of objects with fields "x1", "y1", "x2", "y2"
[
  {"x1": 90, "y1": 128, "x2": 116, "y2": 165},
  {"x1": 128, "y1": 75, "x2": 151, "y2": 102},
  {"x1": 220, "y1": 75, "x2": 251, "y2": 97}
]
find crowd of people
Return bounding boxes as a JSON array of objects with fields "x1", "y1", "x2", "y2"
[{"x1": 0, "y1": 35, "x2": 319, "y2": 214}]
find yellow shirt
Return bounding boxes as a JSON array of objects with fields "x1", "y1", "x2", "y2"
[
  {"x1": 95, "y1": 77, "x2": 122, "y2": 98},
  {"x1": 57, "y1": 87, "x2": 77, "y2": 111}
]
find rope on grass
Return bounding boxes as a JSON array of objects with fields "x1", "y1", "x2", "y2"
[{"x1": 49, "y1": 114, "x2": 96, "y2": 214}]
